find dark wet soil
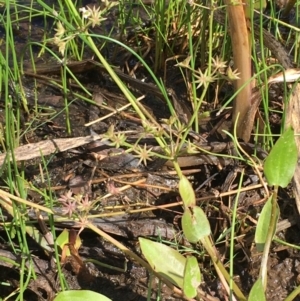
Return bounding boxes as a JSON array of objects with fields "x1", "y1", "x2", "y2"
[{"x1": 0, "y1": 1, "x2": 300, "y2": 301}]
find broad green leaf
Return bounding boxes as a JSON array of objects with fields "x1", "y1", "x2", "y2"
[
  {"x1": 248, "y1": 278, "x2": 266, "y2": 301},
  {"x1": 53, "y1": 290, "x2": 112, "y2": 301},
  {"x1": 255, "y1": 195, "x2": 279, "y2": 252},
  {"x1": 139, "y1": 238, "x2": 186, "y2": 288},
  {"x1": 183, "y1": 256, "x2": 201, "y2": 298},
  {"x1": 264, "y1": 127, "x2": 297, "y2": 187},
  {"x1": 179, "y1": 176, "x2": 195, "y2": 207},
  {"x1": 181, "y1": 207, "x2": 211, "y2": 243}
]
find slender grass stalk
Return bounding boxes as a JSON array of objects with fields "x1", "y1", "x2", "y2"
[
  {"x1": 154, "y1": 0, "x2": 166, "y2": 72},
  {"x1": 200, "y1": 235, "x2": 246, "y2": 301},
  {"x1": 33, "y1": 0, "x2": 185, "y2": 159},
  {"x1": 147, "y1": 273, "x2": 153, "y2": 300},
  {"x1": 186, "y1": 3, "x2": 198, "y2": 130},
  {"x1": 251, "y1": 5, "x2": 273, "y2": 147},
  {"x1": 18, "y1": 258, "x2": 33, "y2": 301},
  {"x1": 229, "y1": 170, "x2": 244, "y2": 300},
  {"x1": 117, "y1": 0, "x2": 132, "y2": 40},
  {"x1": 18, "y1": 256, "x2": 26, "y2": 301},
  {"x1": 285, "y1": 285, "x2": 300, "y2": 301},
  {"x1": 61, "y1": 61, "x2": 71, "y2": 134},
  {"x1": 39, "y1": 154, "x2": 68, "y2": 290}
]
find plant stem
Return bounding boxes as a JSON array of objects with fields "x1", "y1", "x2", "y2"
[
  {"x1": 201, "y1": 236, "x2": 246, "y2": 301},
  {"x1": 284, "y1": 284, "x2": 300, "y2": 301}
]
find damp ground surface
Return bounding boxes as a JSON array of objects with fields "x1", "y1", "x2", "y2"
[{"x1": 0, "y1": 1, "x2": 299, "y2": 300}]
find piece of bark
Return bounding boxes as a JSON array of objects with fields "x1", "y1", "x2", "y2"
[{"x1": 0, "y1": 135, "x2": 102, "y2": 167}]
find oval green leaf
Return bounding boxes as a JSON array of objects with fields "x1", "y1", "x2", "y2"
[
  {"x1": 179, "y1": 176, "x2": 196, "y2": 208},
  {"x1": 255, "y1": 195, "x2": 279, "y2": 252},
  {"x1": 248, "y1": 278, "x2": 266, "y2": 301},
  {"x1": 183, "y1": 256, "x2": 201, "y2": 298},
  {"x1": 54, "y1": 290, "x2": 112, "y2": 301},
  {"x1": 139, "y1": 238, "x2": 186, "y2": 288},
  {"x1": 264, "y1": 127, "x2": 297, "y2": 188},
  {"x1": 181, "y1": 207, "x2": 211, "y2": 243}
]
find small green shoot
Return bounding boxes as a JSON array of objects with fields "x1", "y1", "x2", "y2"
[{"x1": 264, "y1": 127, "x2": 297, "y2": 188}]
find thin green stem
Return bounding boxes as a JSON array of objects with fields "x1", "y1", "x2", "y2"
[
  {"x1": 284, "y1": 284, "x2": 300, "y2": 301},
  {"x1": 229, "y1": 170, "x2": 244, "y2": 299},
  {"x1": 201, "y1": 236, "x2": 246, "y2": 301}
]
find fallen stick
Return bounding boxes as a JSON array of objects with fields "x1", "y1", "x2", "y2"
[{"x1": 0, "y1": 134, "x2": 102, "y2": 166}]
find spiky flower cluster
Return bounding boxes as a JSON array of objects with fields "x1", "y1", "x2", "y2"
[
  {"x1": 176, "y1": 56, "x2": 240, "y2": 89},
  {"x1": 57, "y1": 190, "x2": 91, "y2": 218},
  {"x1": 52, "y1": 5, "x2": 110, "y2": 56}
]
